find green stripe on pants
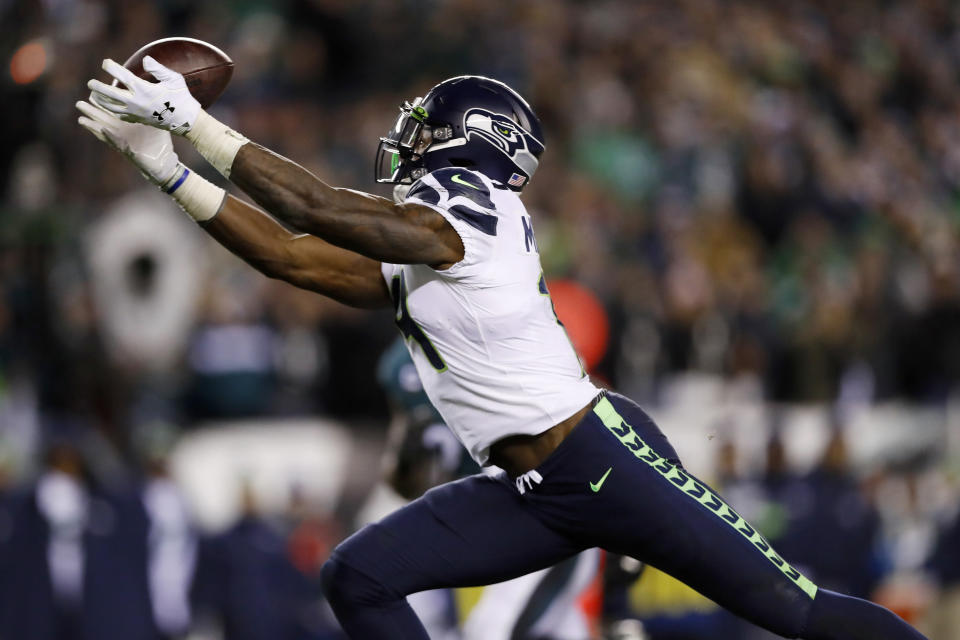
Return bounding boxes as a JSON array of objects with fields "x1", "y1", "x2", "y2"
[{"x1": 593, "y1": 396, "x2": 818, "y2": 600}]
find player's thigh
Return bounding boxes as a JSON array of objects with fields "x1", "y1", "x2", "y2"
[
  {"x1": 332, "y1": 473, "x2": 584, "y2": 596},
  {"x1": 591, "y1": 393, "x2": 816, "y2": 635}
]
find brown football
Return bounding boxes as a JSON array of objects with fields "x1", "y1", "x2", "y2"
[{"x1": 122, "y1": 37, "x2": 233, "y2": 109}]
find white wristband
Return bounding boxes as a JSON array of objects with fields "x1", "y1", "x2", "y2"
[
  {"x1": 161, "y1": 164, "x2": 226, "y2": 223},
  {"x1": 185, "y1": 110, "x2": 249, "y2": 178}
]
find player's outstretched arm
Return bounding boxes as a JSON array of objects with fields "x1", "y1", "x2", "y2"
[
  {"x1": 76, "y1": 100, "x2": 390, "y2": 309},
  {"x1": 87, "y1": 58, "x2": 464, "y2": 269},
  {"x1": 208, "y1": 194, "x2": 391, "y2": 308},
  {"x1": 225, "y1": 142, "x2": 463, "y2": 268}
]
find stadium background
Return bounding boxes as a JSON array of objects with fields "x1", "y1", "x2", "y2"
[{"x1": 3, "y1": 0, "x2": 960, "y2": 638}]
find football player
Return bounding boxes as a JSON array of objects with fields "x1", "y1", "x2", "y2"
[{"x1": 79, "y1": 57, "x2": 927, "y2": 640}]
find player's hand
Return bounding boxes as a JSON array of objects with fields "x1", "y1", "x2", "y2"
[
  {"x1": 87, "y1": 57, "x2": 200, "y2": 135},
  {"x1": 76, "y1": 100, "x2": 180, "y2": 186}
]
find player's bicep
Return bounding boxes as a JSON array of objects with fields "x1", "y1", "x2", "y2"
[
  {"x1": 393, "y1": 201, "x2": 465, "y2": 269},
  {"x1": 330, "y1": 188, "x2": 464, "y2": 267},
  {"x1": 284, "y1": 234, "x2": 391, "y2": 308}
]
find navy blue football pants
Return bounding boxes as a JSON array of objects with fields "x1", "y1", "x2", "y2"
[{"x1": 322, "y1": 392, "x2": 927, "y2": 639}]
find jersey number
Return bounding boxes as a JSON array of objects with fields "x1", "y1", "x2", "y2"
[{"x1": 392, "y1": 273, "x2": 447, "y2": 372}]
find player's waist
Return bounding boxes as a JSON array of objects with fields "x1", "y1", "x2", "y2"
[{"x1": 488, "y1": 392, "x2": 603, "y2": 478}]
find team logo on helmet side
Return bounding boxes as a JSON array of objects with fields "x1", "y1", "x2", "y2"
[{"x1": 463, "y1": 108, "x2": 543, "y2": 179}]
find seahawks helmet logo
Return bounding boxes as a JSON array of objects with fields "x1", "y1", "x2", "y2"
[{"x1": 463, "y1": 108, "x2": 543, "y2": 178}]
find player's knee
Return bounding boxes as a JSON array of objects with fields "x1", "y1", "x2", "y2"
[{"x1": 321, "y1": 555, "x2": 393, "y2": 610}]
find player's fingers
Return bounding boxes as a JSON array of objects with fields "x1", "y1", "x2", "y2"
[
  {"x1": 76, "y1": 100, "x2": 115, "y2": 125},
  {"x1": 100, "y1": 127, "x2": 135, "y2": 154},
  {"x1": 101, "y1": 58, "x2": 139, "y2": 88},
  {"x1": 142, "y1": 55, "x2": 179, "y2": 83},
  {"x1": 82, "y1": 100, "x2": 136, "y2": 129},
  {"x1": 77, "y1": 100, "x2": 127, "y2": 143},
  {"x1": 100, "y1": 128, "x2": 135, "y2": 155},
  {"x1": 89, "y1": 91, "x2": 128, "y2": 113},
  {"x1": 77, "y1": 115, "x2": 101, "y2": 133},
  {"x1": 76, "y1": 99, "x2": 102, "y2": 118},
  {"x1": 77, "y1": 116, "x2": 108, "y2": 144},
  {"x1": 88, "y1": 78, "x2": 132, "y2": 105},
  {"x1": 88, "y1": 93, "x2": 119, "y2": 115},
  {"x1": 100, "y1": 128, "x2": 120, "y2": 148},
  {"x1": 87, "y1": 92, "x2": 128, "y2": 116},
  {"x1": 89, "y1": 97, "x2": 139, "y2": 125}
]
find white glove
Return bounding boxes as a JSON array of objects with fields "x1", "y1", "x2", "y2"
[
  {"x1": 76, "y1": 99, "x2": 180, "y2": 186},
  {"x1": 87, "y1": 57, "x2": 201, "y2": 135}
]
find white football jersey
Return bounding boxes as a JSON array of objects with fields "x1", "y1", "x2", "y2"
[{"x1": 381, "y1": 167, "x2": 599, "y2": 465}]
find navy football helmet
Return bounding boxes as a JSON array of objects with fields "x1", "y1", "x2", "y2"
[{"x1": 375, "y1": 75, "x2": 545, "y2": 191}]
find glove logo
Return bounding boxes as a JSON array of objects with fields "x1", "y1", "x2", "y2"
[{"x1": 152, "y1": 101, "x2": 175, "y2": 122}]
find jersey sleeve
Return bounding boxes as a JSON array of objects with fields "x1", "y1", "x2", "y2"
[
  {"x1": 403, "y1": 168, "x2": 500, "y2": 283},
  {"x1": 380, "y1": 261, "x2": 402, "y2": 295}
]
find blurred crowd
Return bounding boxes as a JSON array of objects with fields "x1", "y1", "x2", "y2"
[
  {"x1": 4, "y1": 0, "x2": 960, "y2": 638},
  {"x1": 0, "y1": 430, "x2": 347, "y2": 640}
]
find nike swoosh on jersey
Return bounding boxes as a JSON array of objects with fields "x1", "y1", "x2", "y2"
[
  {"x1": 451, "y1": 173, "x2": 481, "y2": 190},
  {"x1": 590, "y1": 467, "x2": 612, "y2": 492}
]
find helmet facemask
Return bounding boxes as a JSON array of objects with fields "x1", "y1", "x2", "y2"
[{"x1": 375, "y1": 98, "x2": 454, "y2": 185}]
